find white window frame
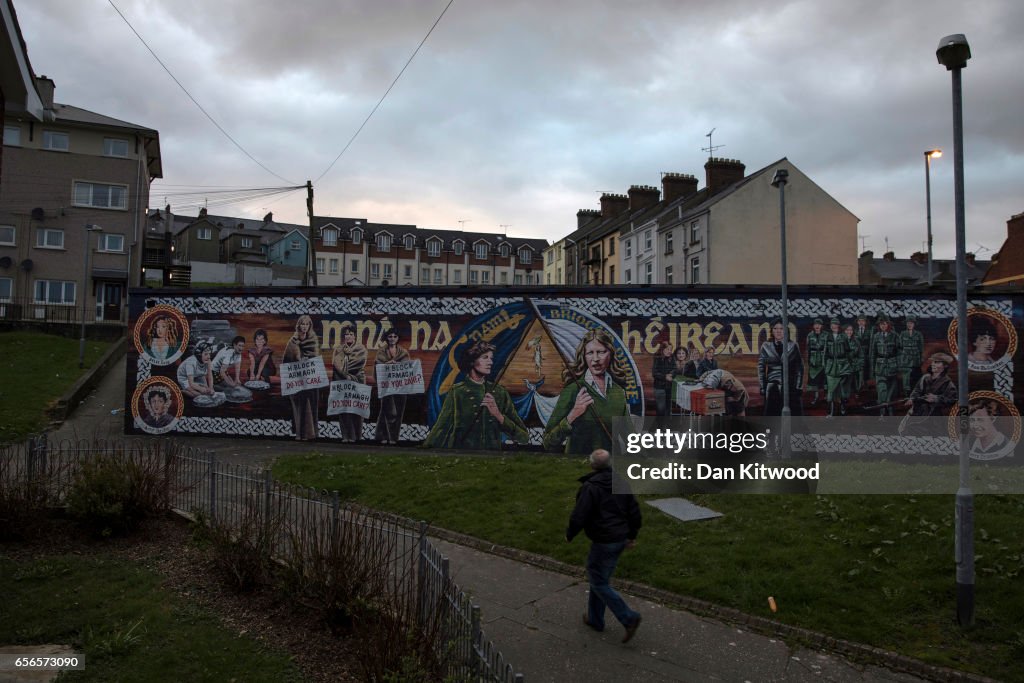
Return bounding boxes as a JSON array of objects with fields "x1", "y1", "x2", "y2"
[
  {"x1": 316, "y1": 258, "x2": 325, "y2": 274},
  {"x1": 609, "y1": 265, "x2": 615, "y2": 284},
  {"x1": 99, "y1": 233, "x2": 124, "y2": 252},
  {"x1": 103, "y1": 137, "x2": 129, "y2": 157},
  {"x1": 290, "y1": 239, "x2": 302, "y2": 250},
  {"x1": 421, "y1": 266, "x2": 430, "y2": 282},
  {"x1": 665, "y1": 232, "x2": 673, "y2": 253},
  {"x1": 350, "y1": 228, "x2": 362, "y2": 245},
  {"x1": 329, "y1": 258, "x2": 339, "y2": 274},
  {"x1": 36, "y1": 228, "x2": 64, "y2": 249},
  {"x1": 241, "y1": 237, "x2": 253, "y2": 248},
  {"x1": 43, "y1": 130, "x2": 69, "y2": 151},
  {"x1": 499, "y1": 244, "x2": 510, "y2": 258},
  {"x1": 427, "y1": 239, "x2": 441, "y2": 257},
  {"x1": 377, "y1": 234, "x2": 391, "y2": 252},
  {"x1": 351, "y1": 259, "x2": 360, "y2": 273},
  {"x1": 371, "y1": 263, "x2": 381, "y2": 279},
  {"x1": 453, "y1": 241, "x2": 464, "y2": 256},
  {"x1": 34, "y1": 279, "x2": 75, "y2": 305},
  {"x1": 515, "y1": 274, "x2": 523, "y2": 285},
  {"x1": 197, "y1": 227, "x2": 212, "y2": 240},
  {"x1": 625, "y1": 268, "x2": 632, "y2": 284},
  {"x1": 517, "y1": 248, "x2": 532, "y2": 264},
  {"x1": 404, "y1": 235, "x2": 415, "y2": 250},
  {"x1": 322, "y1": 228, "x2": 338, "y2": 247},
  {"x1": 383, "y1": 263, "x2": 393, "y2": 280},
  {"x1": 3, "y1": 125, "x2": 21, "y2": 146},
  {"x1": 625, "y1": 239, "x2": 632, "y2": 259},
  {"x1": 0, "y1": 276, "x2": 12, "y2": 301},
  {"x1": 500, "y1": 272, "x2": 508, "y2": 284},
  {"x1": 645, "y1": 262, "x2": 653, "y2": 284},
  {"x1": 434, "y1": 268, "x2": 443, "y2": 284},
  {"x1": 644, "y1": 230, "x2": 652, "y2": 251},
  {"x1": 0, "y1": 225, "x2": 15, "y2": 246},
  {"x1": 404, "y1": 264, "x2": 412, "y2": 278},
  {"x1": 73, "y1": 181, "x2": 128, "y2": 210},
  {"x1": 665, "y1": 265, "x2": 673, "y2": 284},
  {"x1": 690, "y1": 220, "x2": 700, "y2": 244},
  {"x1": 453, "y1": 270, "x2": 462, "y2": 284},
  {"x1": 481, "y1": 271, "x2": 491, "y2": 284},
  {"x1": 546, "y1": 250, "x2": 554, "y2": 265},
  {"x1": 474, "y1": 243, "x2": 488, "y2": 260},
  {"x1": 470, "y1": 270, "x2": 479, "y2": 284},
  {"x1": 691, "y1": 256, "x2": 700, "y2": 284}
]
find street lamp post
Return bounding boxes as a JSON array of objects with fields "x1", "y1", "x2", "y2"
[
  {"x1": 80, "y1": 224, "x2": 103, "y2": 369},
  {"x1": 936, "y1": 32, "x2": 973, "y2": 627},
  {"x1": 771, "y1": 168, "x2": 792, "y2": 458},
  {"x1": 924, "y1": 149, "x2": 942, "y2": 285}
]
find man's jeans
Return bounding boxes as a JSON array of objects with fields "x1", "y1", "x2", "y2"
[{"x1": 586, "y1": 541, "x2": 640, "y2": 631}]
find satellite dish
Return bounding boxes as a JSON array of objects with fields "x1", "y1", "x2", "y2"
[
  {"x1": 20, "y1": 258, "x2": 33, "y2": 271},
  {"x1": 0, "y1": 256, "x2": 11, "y2": 268},
  {"x1": 31, "y1": 207, "x2": 45, "y2": 221}
]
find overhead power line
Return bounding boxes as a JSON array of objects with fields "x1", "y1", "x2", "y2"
[
  {"x1": 314, "y1": 0, "x2": 455, "y2": 183},
  {"x1": 107, "y1": 0, "x2": 298, "y2": 186}
]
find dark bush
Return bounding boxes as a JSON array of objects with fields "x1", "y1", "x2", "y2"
[{"x1": 66, "y1": 451, "x2": 175, "y2": 537}]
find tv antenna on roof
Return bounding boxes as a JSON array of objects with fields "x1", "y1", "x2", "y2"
[
  {"x1": 859, "y1": 234, "x2": 871, "y2": 252},
  {"x1": 458, "y1": 219, "x2": 471, "y2": 230},
  {"x1": 702, "y1": 128, "x2": 724, "y2": 157}
]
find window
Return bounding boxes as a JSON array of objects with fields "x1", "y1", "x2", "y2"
[
  {"x1": 404, "y1": 265, "x2": 412, "y2": 278},
  {"x1": 316, "y1": 258, "x2": 325, "y2": 274},
  {"x1": 290, "y1": 239, "x2": 302, "y2": 250},
  {"x1": 665, "y1": 265, "x2": 673, "y2": 284},
  {"x1": 546, "y1": 250, "x2": 554, "y2": 265},
  {"x1": 515, "y1": 274, "x2": 524, "y2": 285},
  {"x1": 500, "y1": 272, "x2": 508, "y2": 284},
  {"x1": 691, "y1": 257, "x2": 700, "y2": 284},
  {"x1": 371, "y1": 263, "x2": 380, "y2": 279},
  {"x1": 0, "y1": 277, "x2": 11, "y2": 300},
  {"x1": 99, "y1": 234, "x2": 124, "y2": 252},
  {"x1": 690, "y1": 220, "x2": 700, "y2": 244},
  {"x1": 36, "y1": 228, "x2": 64, "y2": 249},
  {"x1": 608, "y1": 240, "x2": 615, "y2": 256},
  {"x1": 322, "y1": 228, "x2": 337, "y2": 247},
  {"x1": 34, "y1": 279, "x2": 75, "y2": 304},
  {"x1": 43, "y1": 131, "x2": 69, "y2": 151},
  {"x1": 625, "y1": 239, "x2": 632, "y2": 259},
  {"x1": 404, "y1": 235, "x2": 414, "y2": 250},
  {"x1": 546, "y1": 274, "x2": 551, "y2": 284},
  {"x1": 103, "y1": 137, "x2": 129, "y2": 157},
  {"x1": 556, "y1": 267, "x2": 562, "y2": 282},
  {"x1": 453, "y1": 270, "x2": 462, "y2": 284},
  {"x1": 609, "y1": 265, "x2": 615, "y2": 284},
  {"x1": 198, "y1": 227, "x2": 212, "y2": 240},
  {"x1": 470, "y1": 270, "x2": 479, "y2": 284},
  {"x1": 351, "y1": 259, "x2": 360, "y2": 273},
  {"x1": 591, "y1": 246, "x2": 600, "y2": 261},
  {"x1": 644, "y1": 230, "x2": 652, "y2": 250},
  {"x1": 421, "y1": 266, "x2": 430, "y2": 282},
  {"x1": 3, "y1": 126, "x2": 20, "y2": 146},
  {"x1": 481, "y1": 271, "x2": 490, "y2": 284},
  {"x1": 434, "y1": 268, "x2": 443, "y2": 284},
  {"x1": 376, "y1": 234, "x2": 391, "y2": 252},
  {"x1": 665, "y1": 232, "x2": 673, "y2": 254},
  {"x1": 241, "y1": 237, "x2": 253, "y2": 248},
  {"x1": 0, "y1": 225, "x2": 15, "y2": 245},
  {"x1": 517, "y1": 247, "x2": 532, "y2": 264},
  {"x1": 329, "y1": 259, "x2": 339, "y2": 274},
  {"x1": 625, "y1": 269, "x2": 632, "y2": 284},
  {"x1": 73, "y1": 181, "x2": 127, "y2": 209},
  {"x1": 350, "y1": 228, "x2": 362, "y2": 245},
  {"x1": 499, "y1": 244, "x2": 510, "y2": 258},
  {"x1": 475, "y1": 243, "x2": 488, "y2": 260},
  {"x1": 426, "y1": 240, "x2": 441, "y2": 257},
  {"x1": 645, "y1": 262, "x2": 653, "y2": 284},
  {"x1": 453, "y1": 242, "x2": 464, "y2": 256},
  {"x1": 383, "y1": 264, "x2": 393, "y2": 280}
]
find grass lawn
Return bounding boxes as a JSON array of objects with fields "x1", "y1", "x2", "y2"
[
  {"x1": 274, "y1": 452, "x2": 1024, "y2": 682},
  {"x1": 0, "y1": 553, "x2": 301, "y2": 682},
  {"x1": 0, "y1": 331, "x2": 110, "y2": 443}
]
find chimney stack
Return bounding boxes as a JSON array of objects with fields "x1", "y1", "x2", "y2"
[
  {"x1": 576, "y1": 209, "x2": 600, "y2": 229},
  {"x1": 599, "y1": 193, "x2": 629, "y2": 219},
  {"x1": 704, "y1": 158, "x2": 746, "y2": 196},
  {"x1": 263, "y1": 212, "x2": 273, "y2": 224},
  {"x1": 627, "y1": 185, "x2": 660, "y2": 212},
  {"x1": 1007, "y1": 211, "x2": 1024, "y2": 239},
  {"x1": 883, "y1": 251, "x2": 895, "y2": 261},
  {"x1": 965, "y1": 252, "x2": 976, "y2": 267},
  {"x1": 910, "y1": 251, "x2": 927, "y2": 265},
  {"x1": 35, "y1": 76, "x2": 55, "y2": 110},
  {"x1": 199, "y1": 207, "x2": 208, "y2": 218},
  {"x1": 662, "y1": 173, "x2": 698, "y2": 202}
]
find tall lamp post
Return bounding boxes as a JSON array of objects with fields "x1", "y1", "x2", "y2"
[
  {"x1": 771, "y1": 168, "x2": 791, "y2": 456},
  {"x1": 936, "y1": 32, "x2": 973, "y2": 627},
  {"x1": 924, "y1": 149, "x2": 942, "y2": 285},
  {"x1": 79, "y1": 224, "x2": 103, "y2": 369}
]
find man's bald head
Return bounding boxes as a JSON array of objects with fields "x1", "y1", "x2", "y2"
[{"x1": 589, "y1": 449, "x2": 611, "y2": 470}]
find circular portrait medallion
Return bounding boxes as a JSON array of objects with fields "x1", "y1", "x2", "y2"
[
  {"x1": 947, "y1": 308, "x2": 1017, "y2": 373},
  {"x1": 132, "y1": 376, "x2": 184, "y2": 435},
  {"x1": 948, "y1": 391, "x2": 1021, "y2": 462},
  {"x1": 134, "y1": 304, "x2": 189, "y2": 366}
]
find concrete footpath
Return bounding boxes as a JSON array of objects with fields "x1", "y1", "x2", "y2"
[{"x1": 48, "y1": 362, "x2": 982, "y2": 683}]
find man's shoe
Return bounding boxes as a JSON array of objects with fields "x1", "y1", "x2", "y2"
[
  {"x1": 622, "y1": 615, "x2": 642, "y2": 643},
  {"x1": 582, "y1": 614, "x2": 602, "y2": 632}
]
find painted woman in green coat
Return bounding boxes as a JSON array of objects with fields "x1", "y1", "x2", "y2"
[
  {"x1": 823, "y1": 319, "x2": 856, "y2": 417},
  {"x1": 543, "y1": 329, "x2": 631, "y2": 455},
  {"x1": 423, "y1": 341, "x2": 529, "y2": 450}
]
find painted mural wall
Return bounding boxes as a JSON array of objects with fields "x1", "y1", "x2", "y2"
[{"x1": 126, "y1": 286, "x2": 1022, "y2": 456}]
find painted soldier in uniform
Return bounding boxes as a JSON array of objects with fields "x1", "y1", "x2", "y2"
[
  {"x1": 854, "y1": 312, "x2": 873, "y2": 393},
  {"x1": 423, "y1": 341, "x2": 529, "y2": 450},
  {"x1": 869, "y1": 312, "x2": 900, "y2": 416},
  {"x1": 331, "y1": 322, "x2": 368, "y2": 443},
  {"x1": 897, "y1": 316, "x2": 925, "y2": 397},
  {"x1": 900, "y1": 352, "x2": 957, "y2": 436},
  {"x1": 823, "y1": 318, "x2": 856, "y2": 417},
  {"x1": 805, "y1": 318, "x2": 827, "y2": 407},
  {"x1": 758, "y1": 319, "x2": 804, "y2": 416}
]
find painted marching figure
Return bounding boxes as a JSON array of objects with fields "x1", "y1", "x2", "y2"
[
  {"x1": 374, "y1": 326, "x2": 411, "y2": 444},
  {"x1": 868, "y1": 312, "x2": 899, "y2": 416},
  {"x1": 823, "y1": 318, "x2": 857, "y2": 417},
  {"x1": 331, "y1": 322, "x2": 367, "y2": 443},
  {"x1": 757, "y1": 319, "x2": 804, "y2": 416},
  {"x1": 854, "y1": 312, "x2": 873, "y2": 395},
  {"x1": 805, "y1": 318, "x2": 827, "y2": 407},
  {"x1": 897, "y1": 316, "x2": 925, "y2": 397},
  {"x1": 283, "y1": 315, "x2": 321, "y2": 441},
  {"x1": 423, "y1": 341, "x2": 529, "y2": 450}
]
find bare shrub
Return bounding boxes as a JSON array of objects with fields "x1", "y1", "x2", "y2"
[
  {"x1": 0, "y1": 440, "x2": 74, "y2": 540},
  {"x1": 197, "y1": 494, "x2": 284, "y2": 593}
]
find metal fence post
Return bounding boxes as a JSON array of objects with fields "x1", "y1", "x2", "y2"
[
  {"x1": 416, "y1": 520, "x2": 428, "y2": 629},
  {"x1": 263, "y1": 469, "x2": 273, "y2": 521},
  {"x1": 26, "y1": 436, "x2": 36, "y2": 481},
  {"x1": 209, "y1": 451, "x2": 217, "y2": 522},
  {"x1": 331, "y1": 490, "x2": 340, "y2": 553},
  {"x1": 471, "y1": 604, "x2": 482, "y2": 677}
]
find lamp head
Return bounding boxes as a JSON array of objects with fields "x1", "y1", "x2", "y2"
[
  {"x1": 926, "y1": 149, "x2": 942, "y2": 159},
  {"x1": 770, "y1": 169, "x2": 789, "y2": 188},
  {"x1": 936, "y1": 34, "x2": 971, "y2": 71}
]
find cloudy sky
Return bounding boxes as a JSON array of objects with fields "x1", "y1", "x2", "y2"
[{"x1": 16, "y1": 0, "x2": 1024, "y2": 259}]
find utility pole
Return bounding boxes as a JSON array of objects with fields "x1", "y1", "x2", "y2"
[{"x1": 306, "y1": 180, "x2": 318, "y2": 287}]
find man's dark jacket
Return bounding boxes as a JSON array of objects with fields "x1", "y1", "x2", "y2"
[{"x1": 566, "y1": 468, "x2": 642, "y2": 543}]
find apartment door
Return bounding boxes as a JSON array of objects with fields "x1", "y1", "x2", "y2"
[{"x1": 96, "y1": 282, "x2": 123, "y2": 322}]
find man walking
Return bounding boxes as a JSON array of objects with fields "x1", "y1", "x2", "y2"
[{"x1": 566, "y1": 449, "x2": 643, "y2": 643}]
